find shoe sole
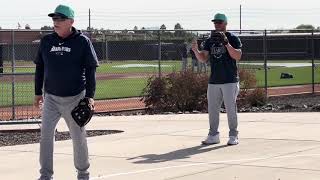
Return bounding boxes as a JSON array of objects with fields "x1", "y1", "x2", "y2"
[
  {"x1": 227, "y1": 142, "x2": 239, "y2": 146},
  {"x1": 201, "y1": 141, "x2": 220, "y2": 145}
]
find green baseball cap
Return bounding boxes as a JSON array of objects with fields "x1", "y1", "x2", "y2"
[
  {"x1": 48, "y1": 4, "x2": 74, "y2": 19},
  {"x1": 212, "y1": 13, "x2": 227, "y2": 23}
]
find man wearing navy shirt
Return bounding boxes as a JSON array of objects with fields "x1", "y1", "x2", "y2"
[
  {"x1": 192, "y1": 13, "x2": 242, "y2": 146},
  {"x1": 34, "y1": 5, "x2": 98, "y2": 180}
]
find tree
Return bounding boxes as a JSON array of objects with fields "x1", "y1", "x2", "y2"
[
  {"x1": 174, "y1": 23, "x2": 183, "y2": 30},
  {"x1": 140, "y1": 27, "x2": 148, "y2": 34},
  {"x1": 160, "y1": 24, "x2": 166, "y2": 30},
  {"x1": 269, "y1": 28, "x2": 286, "y2": 34},
  {"x1": 290, "y1": 24, "x2": 315, "y2": 33},
  {"x1": 295, "y1": 24, "x2": 315, "y2": 30},
  {"x1": 40, "y1": 25, "x2": 54, "y2": 30},
  {"x1": 174, "y1": 23, "x2": 185, "y2": 37},
  {"x1": 133, "y1": 26, "x2": 139, "y2": 33},
  {"x1": 25, "y1": 24, "x2": 31, "y2": 29}
]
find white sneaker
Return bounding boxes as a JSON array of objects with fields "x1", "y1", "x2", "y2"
[
  {"x1": 202, "y1": 134, "x2": 220, "y2": 145},
  {"x1": 227, "y1": 136, "x2": 239, "y2": 145}
]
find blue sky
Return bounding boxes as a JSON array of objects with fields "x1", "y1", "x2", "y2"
[{"x1": 0, "y1": 0, "x2": 319, "y2": 30}]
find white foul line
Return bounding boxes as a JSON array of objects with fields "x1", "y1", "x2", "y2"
[{"x1": 90, "y1": 153, "x2": 320, "y2": 179}]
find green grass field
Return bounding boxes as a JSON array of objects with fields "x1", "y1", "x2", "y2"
[
  {"x1": 256, "y1": 66, "x2": 320, "y2": 87},
  {"x1": 1, "y1": 60, "x2": 320, "y2": 107},
  {"x1": 95, "y1": 78, "x2": 147, "y2": 99},
  {"x1": 0, "y1": 78, "x2": 148, "y2": 107}
]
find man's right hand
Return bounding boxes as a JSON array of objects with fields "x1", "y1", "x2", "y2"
[
  {"x1": 34, "y1": 95, "x2": 43, "y2": 109},
  {"x1": 191, "y1": 39, "x2": 198, "y2": 52}
]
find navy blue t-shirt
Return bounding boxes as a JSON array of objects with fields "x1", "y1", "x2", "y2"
[
  {"x1": 34, "y1": 27, "x2": 99, "y2": 97},
  {"x1": 203, "y1": 32, "x2": 242, "y2": 84}
]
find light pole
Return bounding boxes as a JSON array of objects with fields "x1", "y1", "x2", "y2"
[
  {"x1": 240, "y1": 4, "x2": 242, "y2": 34},
  {"x1": 88, "y1": 8, "x2": 91, "y2": 30}
]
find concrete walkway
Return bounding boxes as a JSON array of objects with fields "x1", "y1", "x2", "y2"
[{"x1": 1, "y1": 113, "x2": 320, "y2": 180}]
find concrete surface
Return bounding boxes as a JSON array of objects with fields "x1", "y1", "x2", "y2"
[{"x1": 0, "y1": 113, "x2": 320, "y2": 180}]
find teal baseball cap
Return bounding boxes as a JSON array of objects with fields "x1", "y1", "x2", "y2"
[
  {"x1": 48, "y1": 5, "x2": 74, "y2": 19},
  {"x1": 211, "y1": 13, "x2": 227, "y2": 23}
]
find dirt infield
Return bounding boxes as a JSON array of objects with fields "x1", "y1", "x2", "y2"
[
  {"x1": 1, "y1": 85, "x2": 320, "y2": 121},
  {"x1": 0, "y1": 97, "x2": 144, "y2": 121},
  {"x1": 268, "y1": 84, "x2": 320, "y2": 96}
]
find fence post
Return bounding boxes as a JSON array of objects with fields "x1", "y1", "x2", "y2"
[
  {"x1": 104, "y1": 33, "x2": 108, "y2": 63},
  {"x1": 0, "y1": 43, "x2": 3, "y2": 74},
  {"x1": 263, "y1": 30, "x2": 268, "y2": 98},
  {"x1": 158, "y1": 30, "x2": 162, "y2": 78},
  {"x1": 11, "y1": 30, "x2": 16, "y2": 120},
  {"x1": 311, "y1": 29, "x2": 315, "y2": 94},
  {"x1": 101, "y1": 33, "x2": 105, "y2": 61}
]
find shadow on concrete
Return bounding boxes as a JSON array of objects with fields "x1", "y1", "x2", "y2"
[{"x1": 127, "y1": 144, "x2": 229, "y2": 164}]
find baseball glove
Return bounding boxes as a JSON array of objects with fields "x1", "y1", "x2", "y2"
[
  {"x1": 71, "y1": 98, "x2": 94, "y2": 127},
  {"x1": 210, "y1": 31, "x2": 229, "y2": 45}
]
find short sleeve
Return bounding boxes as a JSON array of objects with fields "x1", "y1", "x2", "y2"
[
  {"x1": 231, "y1": 35, "x2": 242, "y2": 49},
  {"x1": 83, "y1": 37, "x2": 99, "y2": 67}
]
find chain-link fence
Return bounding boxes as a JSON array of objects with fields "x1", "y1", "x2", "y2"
[{"x1": 0, "y1": 29, "x2": 319, "y2": 121}]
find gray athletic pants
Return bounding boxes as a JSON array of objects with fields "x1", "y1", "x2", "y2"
[
  {"x1": 207, "y1": 82, "x2": 240, "y2": 137},
  {"x1": 182, "y1": 57, "x2": 188, "y2": 71},
  {"x1": 39, "y1": 91, "x2": 90, "y2": 180}
]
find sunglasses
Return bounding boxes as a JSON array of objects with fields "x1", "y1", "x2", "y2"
[
  {"x1": 52, "y1": 17, "x2": 68, "y2": 22},
  {"x1": 214, "y1": 21, "x2": 224, "y2": 25}
]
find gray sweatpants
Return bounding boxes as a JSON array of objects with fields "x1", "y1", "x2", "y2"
[
  {"x1": 207, "y1": 83, "x2": 240, "y2": 137},
  {"x1": 39, "y1": 92, "x2": 90, "y2": 180},
  {"x1": 182, "y1": 58, "x2": 188, "y2": 71}
]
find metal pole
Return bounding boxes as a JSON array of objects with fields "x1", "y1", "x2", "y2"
[
  {"x1": 158, "y1": 31, "x2": 162, "y2": 78},
  {"x1": 11, "y1": 30, "x2": 16, "y2": 120},
  {"x1": 89, "y1": 8, "x2": 91, "y2": 30},
  {"x1": 88, "y1": 8, "x2": 92, "y2": 41},
  {"x1": 311, "y1": 29, "x2": 315, "y2": 94},
  {"x1": 263, "y1": 30, "x2": 268, "y2": 98},
  {"x1": 104, "y1": 33, "x2": 108, "y2": 63},
  {"x1": 101, "y1": 33, "x2": 105, "y2": 61},
  {"x1": 240, "y1": 4, "x2": 242, "y2": 34}
]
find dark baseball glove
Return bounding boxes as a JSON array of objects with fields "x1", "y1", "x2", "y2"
[
  {"x1": 71, "y1": 98, "x2": 94, "y2": 127},
  {"x1": 210, "y1": 31, "x2": 229, "y2": 45}
]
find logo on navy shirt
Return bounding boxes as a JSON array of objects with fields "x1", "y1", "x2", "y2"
[
  {"x1": 210, "y1": 43, "x2": 226, "y2": 59},
  {"x1": 50, "y1": 45, "x2": 71, "y2": 56}
]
